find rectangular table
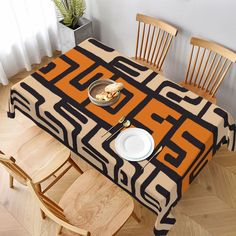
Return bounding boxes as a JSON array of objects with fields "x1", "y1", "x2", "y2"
[{"x1": 8, "y1": 38, "x2": 236, "y2": 235}]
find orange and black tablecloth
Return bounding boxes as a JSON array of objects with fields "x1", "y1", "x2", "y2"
[{"x1": 8, "y1": 38, "x2": 236, "y2": 235}]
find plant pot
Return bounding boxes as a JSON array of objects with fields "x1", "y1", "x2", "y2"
[{"x1": 58, "y1": 17, "x2": 93, "y2": 53}]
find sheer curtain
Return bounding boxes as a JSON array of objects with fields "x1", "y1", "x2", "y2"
[{"x1": 0, "y1": 0, "x2": 60, "y2": 85}]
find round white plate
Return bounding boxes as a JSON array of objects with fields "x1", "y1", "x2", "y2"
[{"x1": 115, "y1": 128, "x2": 155, "y2": 162}]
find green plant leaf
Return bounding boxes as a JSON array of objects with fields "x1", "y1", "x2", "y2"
[
  {"x1": 53, "y1": 0, "x2": 86, "y2": 28},
  {"x1": 72, "y1": 0, "x2": 86, "y2": 18}
]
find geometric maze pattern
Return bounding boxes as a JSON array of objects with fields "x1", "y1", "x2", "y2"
[{"x1": 8, "y1": 38, "x2": 236, "y2": 235}]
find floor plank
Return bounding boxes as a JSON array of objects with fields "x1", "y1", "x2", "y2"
[{"x1": 0, "y1": 204, "x2": 30, "y2": 236}]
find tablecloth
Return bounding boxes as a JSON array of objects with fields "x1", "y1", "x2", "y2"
[{"x1": 8, "y1": 38, "x2": 236, "y2": 235}]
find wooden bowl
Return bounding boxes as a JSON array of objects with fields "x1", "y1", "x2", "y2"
[{"x1": 88, "y1": 79, "x2": 120, "y2": 107}]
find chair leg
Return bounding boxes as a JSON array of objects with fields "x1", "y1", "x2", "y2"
[
  {"x1": 9, "y1": 175, "x2": 14, "y2": 189},
  {"x1": 68, "y1": 157, "x2": 83, "y2": 174},
  {"x1": 132, "y1": 211, "x2": 141, "y2": 223},
  {"x1": 57, "y1": 225, "x2": 63, "y2": 235},
  {"x1": 35, "y1": 184, "x2": 46, "y2": 220}
]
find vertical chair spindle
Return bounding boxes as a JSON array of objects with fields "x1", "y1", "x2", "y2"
[
  {"x1": 180, "y1": 37, "x2": 236, "y2": 103},
  {"x1": 133, "y1": 13, "x2": 178, "y2": 73}
]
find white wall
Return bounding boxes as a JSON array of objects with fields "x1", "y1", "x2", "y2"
[{"x1": 85, "y1": 0, "x2": 236, "y2": 118}]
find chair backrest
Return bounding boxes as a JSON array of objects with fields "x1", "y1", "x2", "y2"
[
  {"x1": 0, "y1": 153, "x2": 31, "y2": 184},
  {"x1": 135, "y1": 13, "x2": 178, "y2": 71},
  {"x1": 27, "y1": 181, "x2": 90, "y2": 236},
  {"x1": 184, "y1": 37, "x2": 236, "y2": 97}
]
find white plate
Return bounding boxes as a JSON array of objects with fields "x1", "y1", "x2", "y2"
[{"x1": 115, "y1": 128, "x2": 155, "y2": 162}]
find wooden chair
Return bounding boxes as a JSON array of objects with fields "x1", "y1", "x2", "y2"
[
  {"x1": 180, "y1": 37, "x2": 236, "y2": 103},
  {"x1": 28, "y1": 169, "x2": 136, "y2": 236},
  {"x1": 0, "y1": 114, "x2": 83, "y2": 218},
  {"x1": 133, "y1": 13, "x2": 178, "y2": 73}
]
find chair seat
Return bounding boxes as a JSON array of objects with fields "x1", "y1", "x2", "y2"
[
  {"x1": 131, "y1": 57, "x2": 163, "y2": 74},
  {"x1": 15, "y1": 131, "x2": 71, "y2": 184},
  {"x1": 0, "y1": 112, "x2": 40, "y2": 157},
  {"x1": 59, "y1": 169, "x2": 134, "y2": 236},
  {"x1": 179, "y1": 81, "x2": 217, "y2": 104},
  {"x1": 0, "y1": 112, "x2": 71, "y2": 185}
]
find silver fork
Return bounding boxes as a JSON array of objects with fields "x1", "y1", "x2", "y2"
[
  {"x1": 105, "y1": 120, "x2": 131, "y2": 142},
  {"x1": 101, "y1": 115, "x2": 126, "y2": 137}
]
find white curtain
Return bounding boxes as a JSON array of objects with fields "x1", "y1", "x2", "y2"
[{"x1": 0, "y1": 0, "x2": 60, "y2": 85}]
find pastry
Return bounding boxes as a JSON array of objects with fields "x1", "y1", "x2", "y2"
[
  {"x1": 105, "y1": 82, "x2": 124, "y2": 93},
  {"x1": 96, "y1": 92, "x2": 112, "y2": 101},
  {"x1": 95, "y1": 82, "x2": 124, "y2": 101}
]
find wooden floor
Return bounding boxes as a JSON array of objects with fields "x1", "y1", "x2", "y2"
[{"x1": 0, "y1": 57, "x2": 236, "y2": 236}]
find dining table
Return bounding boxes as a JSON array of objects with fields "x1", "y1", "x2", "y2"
[{"x1": 8, "y1": 38, "x2": 236, "y2": 235}]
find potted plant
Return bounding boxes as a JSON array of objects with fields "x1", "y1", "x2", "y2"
[{"x1": 54, "y1": 0, "x2": 93, "y2": 53}]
